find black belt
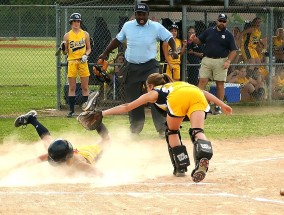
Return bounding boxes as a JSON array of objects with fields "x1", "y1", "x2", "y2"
[{"x1": 206, "y1": 56, "x2": 225, "y2": 59}]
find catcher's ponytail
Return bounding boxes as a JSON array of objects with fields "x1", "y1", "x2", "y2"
[{"x1": 147, "y1": 73, "x2": 174, "y2": 86}]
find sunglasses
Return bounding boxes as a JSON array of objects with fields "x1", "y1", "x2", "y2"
[{"x1": 218, "y1": 19, "x2": 227, "y2": 23}]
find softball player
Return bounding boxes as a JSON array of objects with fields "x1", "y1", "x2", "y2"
[
  {"x1": 99, "y1": 73, "x2": 232, "y2": 183},
  {"x1": 13, "y1": 110, "x2": 109, "y2": 175},
  {"x1": 240, "y1": 17, "x2": 262, "y2": 78},
  {"x1": 62, "y1": 13, "x2": 91, "y2": 118},
  {"x1": 162, "y1": 24, "x2": 187, "y2": 81}
]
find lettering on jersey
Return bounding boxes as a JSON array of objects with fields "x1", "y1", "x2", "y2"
[{"x1": 69, "y1": 38, "x2": 86, "y2": 52}]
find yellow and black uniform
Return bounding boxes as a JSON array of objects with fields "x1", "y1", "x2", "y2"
[
  {"x1": 166, "y1": 38, "x2": 182, "y2": 80},
  {"x1": 153, "y1": 81, "x2": 210, "y2": 118},
  {"x1": 236, "y1": 76, "x2": 249, "y2": 86},
  {"x1": 67, "y1": 29, "x2": 90, "y2": 78},
  {"x1": 273, "y1": 36, "x2": 283, "y2": 50},
  {"x1": 241, "y1": 28, "x2": 261, "y2": 60},
  {"x1": 74, "y1": 144, "x2": 102, "y2": 164}
]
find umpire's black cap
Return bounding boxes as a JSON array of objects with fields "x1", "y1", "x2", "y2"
[{"x1": 135, "y1": 3, "x2": 149, "y2": 13}]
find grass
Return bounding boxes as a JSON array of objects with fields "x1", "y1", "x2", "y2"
[{"x1": 1, "y1": 107, "x2": 284, "y2": 144}]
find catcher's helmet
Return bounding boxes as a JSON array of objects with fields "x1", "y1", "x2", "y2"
[
  {"x1": 169, "y1": 24, "x2": 179, "y2": 31},
  {"x1": 69, "y1": 13, "x2": 82, "y2": 24},
  {"x1": 48, "y1": 139, "x2": 74, "y2": 165}
]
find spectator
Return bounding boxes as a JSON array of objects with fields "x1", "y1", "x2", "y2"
[
  {"x1": 227, "y1": 66, "x2": 265, "y2": 101},
  {"x1": 162, "y1": 24, "x2": 187, "y2": 81},
  {"x1": 272, "y1": 67, "x2": 284, "y2": 100},
  {"x1": 62, "y1": 13, "x2": 91, "y2": 117},
  {"x1": 186, "y1": 26, "x2": 204, "y2": 86},
  {"x1": 230, "y1": 26, "x2": 242, "y2": 72},
  {"x1": 256, "y1": 42, "x2": 269, "y2": 82},
  {"x1": 98, "y1": 3, "x2": 178, "y2": 137},
  {"x1": 190, "y1": 13, "x2": 237, "y2": 114},
  {"x1": 272, "y1": 28, "x2": 284, "y2": 74},
  {"x1": 240, "y1": 17, "x2": 263, "y2": 79}
]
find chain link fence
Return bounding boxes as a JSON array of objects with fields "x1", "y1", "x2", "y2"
[{"x1": 1, "y1": 1, "x2": 284, "y2": 117}]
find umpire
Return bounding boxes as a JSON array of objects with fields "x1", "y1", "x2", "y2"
[
  {"x1": 190, "y1": 13, "x2": 237, "y2": 115},
  {"x1": 99, "y1": 3, "x2": 178, "y2": 137}
]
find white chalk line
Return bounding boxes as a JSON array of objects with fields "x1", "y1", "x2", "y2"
[
  {"x1": 221, "y1": 156, "x2": 284, "y2": 165},
  {"x1": 0, "y1": 182, "x2": 283, "y2": 206}
]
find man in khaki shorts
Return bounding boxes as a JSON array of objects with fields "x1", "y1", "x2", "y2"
[{"x1": 190, "y1": 13, "x2": 237, "y2": 114}]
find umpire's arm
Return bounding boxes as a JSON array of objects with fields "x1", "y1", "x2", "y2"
[{"x1": 99, "y1": 38, "x2": 121, "y2": 60}]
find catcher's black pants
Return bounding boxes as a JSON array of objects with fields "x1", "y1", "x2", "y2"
[{"x1": 124, "y1": 59, "x2": 166, "y2": 134}]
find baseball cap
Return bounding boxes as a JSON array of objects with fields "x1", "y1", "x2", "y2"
[
  {"x1": 169, "y1": 24, "x2": 179, "y2": 30},
  {"x1": 135, "y1": 3, "x2": 149, "y2": 13},
  {"x1": 218, "y1": 13, "x2": 227, "y2": 21}
]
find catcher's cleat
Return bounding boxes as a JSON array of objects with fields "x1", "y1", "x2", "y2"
[
  {"x1": 14, "y1": 110, "x2": 37, "y2": 128},
  {"x1": 67, "y1": 111, "x2": 75, "y2": 118},
  {"x1": 173, "y1": 168, "x2": 186, "y2": 177},
  {"x1": 82, "y1": 91, "x2": 99, "y2": 111},
  {"x1": 191, "y1": 158, "x2": 209, "y2": 183}
]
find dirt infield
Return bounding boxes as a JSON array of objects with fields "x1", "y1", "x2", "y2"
[{"x1": 0, "y1": 133, "x2": 284, "y2": 215}]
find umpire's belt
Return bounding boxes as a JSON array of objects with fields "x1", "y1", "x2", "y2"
[{"x1": 206, "y1": 56, "x2": 226, "y2": 59}]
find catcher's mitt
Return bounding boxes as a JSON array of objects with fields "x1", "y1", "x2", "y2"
[
  {"x1": 77, "y1": 110, "x2": 103, "y2": 130},
  {"x1": 93, "y1": 59, "x2": 111, "y2": 83}
]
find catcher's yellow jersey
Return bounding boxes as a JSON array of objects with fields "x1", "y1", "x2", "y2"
[
  {"x1": 74, "y1": 144, "x2": 102, "y2": 164},
  {"x1": 167, "y1": 38, "x2": 182, "y2": 64},
  {"x1": 153, "y1": 81, "x2": 210, "y2": 117},
  {"x1": 67, "y1": 29, "x2": 87, "y2": 61},
  {"x1": 242, "y1": 28, "x2": 261, "y2": 49}
]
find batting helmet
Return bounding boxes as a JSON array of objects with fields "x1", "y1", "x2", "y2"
[
  {"x1": 169, "y1": 24, "x2": 179, "y2": 31},
  {"x1": 69, "y1": 13, "x2": 82, "y2": 24},
  {"x1": 48, "y1": 139, "x2": 74, "y2": 165}
]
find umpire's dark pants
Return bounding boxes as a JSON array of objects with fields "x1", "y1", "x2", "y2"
[{"x1": 124, "y1": 59, "x2": 166, "y2": 134}]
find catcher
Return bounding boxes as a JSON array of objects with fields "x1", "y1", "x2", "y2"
[
  {"x1": 78, "y1": 73, "x2": 233, "y2": 183},
  {"x1": 13, "y1": 106, "x2": 109, "y2": 176}
]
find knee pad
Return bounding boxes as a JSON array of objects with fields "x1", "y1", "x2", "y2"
[
  {"x1": 193, "y1": 139, "x2": 213, "y2": 163},
  {"x1": 189, "y1": 128, "x2": 204, "y2": 143}
]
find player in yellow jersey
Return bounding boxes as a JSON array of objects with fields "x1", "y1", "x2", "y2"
[
  {"x1": 272, "y1": 28, "x2": 284, "y2": 73},
  {"x1": 13, "y1": 109, "x2": 109, "y2": 176},
  {"x1": 90, "y1": 73, "x2": 232, "y2": 183},
  {"x1": 162, "y1": 24, "x2": 186, "y2": 81},
  {"x1": 272, "y1": 68, "x2": 284, "y2": 100},
  {"x1": 62, "y1": 13, "x2": 91, "y2": 118},
  {"x1": 227, "y1": 67, "x2": 264, "y2": 101},
  {"x1": 240, "y1": 17, "x2": 263, "y2": 79}
]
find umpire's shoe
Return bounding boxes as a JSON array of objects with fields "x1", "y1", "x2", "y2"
[
  {"x1": 14, "y1": 110, "x2": 37, "y2": 128},
  {"x1": 82, "y1": 91, "x2": 99, "y2": 111},
  {"x1": 191, "y1": 158, "x2": 209, "y2": 183}
]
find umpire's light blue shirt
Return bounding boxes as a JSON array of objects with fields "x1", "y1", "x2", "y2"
[{"x1": 116, "y1": 19, "x2": 173, "y2": 64}]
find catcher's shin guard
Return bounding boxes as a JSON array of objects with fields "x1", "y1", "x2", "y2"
[
  {"x1": 166, "y1": 127, "x2": 190, "y2": 177},
  {"x1": 191, "y1": 139, "x2": 213, "y2": 183}
]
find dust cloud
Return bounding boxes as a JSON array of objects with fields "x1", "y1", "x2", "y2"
[{"x1": 0, "y1": 128, "x2": 171, "y2": 187}]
